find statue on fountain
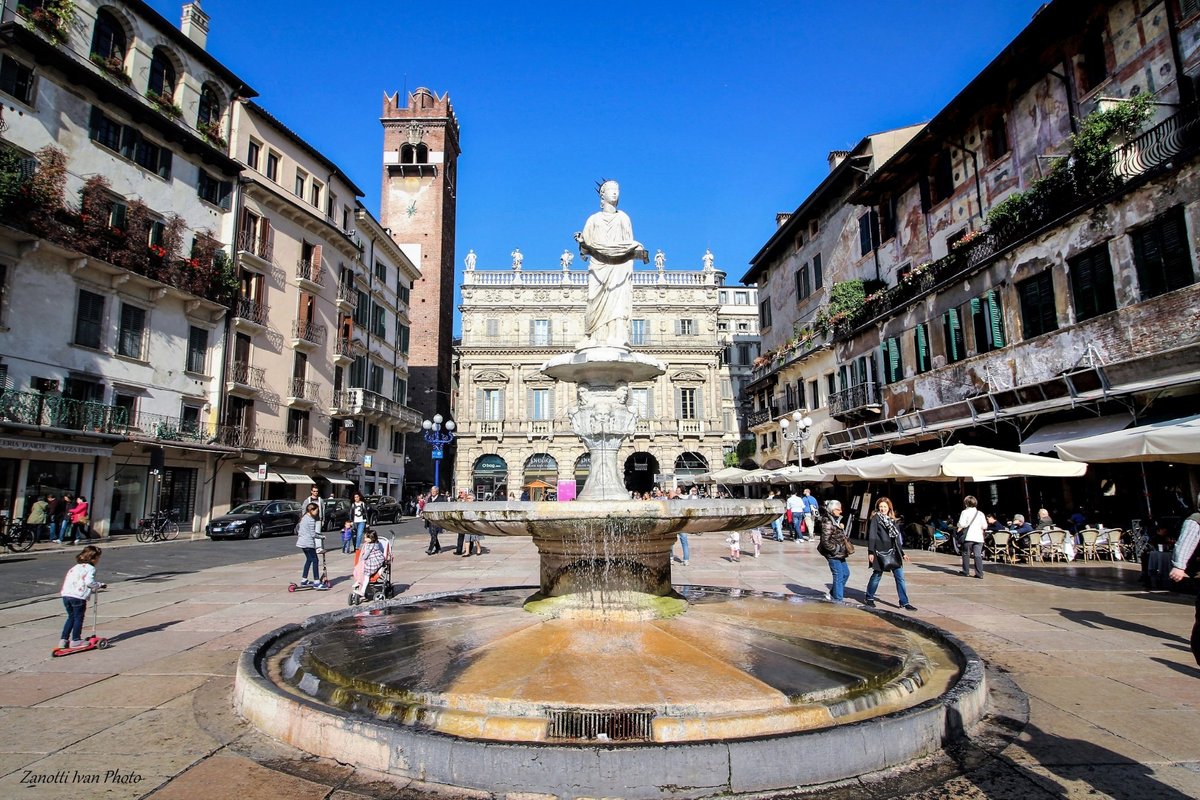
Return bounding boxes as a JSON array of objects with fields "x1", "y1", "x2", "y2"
[{"x1": 574, "y1": 180, "x2": 649, "y2": 349}]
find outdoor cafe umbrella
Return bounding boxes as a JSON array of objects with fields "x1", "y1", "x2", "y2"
[
  {"x1": 1054, "y1": 414, "x2": 1200, "y2": 465},
  {"x1": 694, "y1": 467, "x2": 751, "y2": 484},
  {"x1": 523, "y1": 479, "x2": 556, "y2": 489},
  {"x1": 735, "y1": 468, "x2": 778, "y2": 484},
  {"x1": 884, "y1": 444, "x2": 1088, "y2": 481},
  {"x1": 765, "y1": 464, "x2": 827, "y2": 484}
]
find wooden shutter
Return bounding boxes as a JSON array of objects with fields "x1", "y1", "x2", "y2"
[
  {"x1": 915, "y1": 323, "x2": 929, "y2": 373},
  {"x1": 1158, "y1": 208, "x2": 1194, "y2": 293},
  {"x1": 859, "y1": 213, "x2": 873, "y2": 257},
  {"x1": 944, "y1": 308, "x2": 963, "y2": 361},
  {"x1": 813, "y1": 253, "x2": 823, "y2": 289},
  {"x1": 885, "y1": 337, "x2": 903, "y2": 383},
  {"x1": 476, "y1": 389, "x2": 485, "y2": 420},
  {"x1": 986, "y1": 291, "x2": 1005, "y2": 348},
  {"x1": 674, "y1": 388, "x2": 682, "y2": 419}
]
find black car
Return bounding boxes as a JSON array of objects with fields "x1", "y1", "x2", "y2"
[
  {"x1": 322, "y1": 498, "x2": 352, "y2": 532},
  {"x1": 207, "y1": 500, "x2": 302, "y2": 540},
  {"x1": 365, "y1": 495, "x2": 402, "y2": 525}
]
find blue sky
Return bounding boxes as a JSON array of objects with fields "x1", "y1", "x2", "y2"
[{"x1": 150, "y1": 0, "x2": 1045, "y2": 329}]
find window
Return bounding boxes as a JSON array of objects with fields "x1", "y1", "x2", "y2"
[
  {"x1": 353, "y1": 289, "x2": 369, "y2": 327},
  {"x1": 88, "y1": 106, "x2": 122, "y2": 152},
  {"x1": 64, "y1": 376, "x2": 103, "y2": 403},
  {"x1": 371, "y1": 302, "x2": 387, "y2": 339},
  {"x1": 392, "y1": 376, "x2": 407, "y2": 404},
  {"x1": 530, "y1": 388, "x2": 551, "y2": 420},
  {"x1": 630, "y1": 387, "x2": 651, "y2": 418},
  {"x1": 826, "y1": 373, "x2": 837, "y2": 397},
  {"x1": 198, "y1": 171, "x2": 232, "y2": 208},
  {"x1": 197, "y1": 84, "x2": 221, "y2": 128},
  {"x1": 391, "y1": 429, "x2": 404, "y2": 454},
  {"x1": 677, "y1": 319, "x2": 696, "y2": 336},
  {"x1": 485, "y1": 318, "x2": 499, "y2": 338},
  {"x1": 970, "y1": 290, "x2": 1006, "y2": 353},
  {"x1": 117, "y1": 304, "x2": 146, "y2": 359},
  {"x1": 0, "y1": 55, "x2": 34, "y2": 104},
  {"x1": 813, "y1": 253, "x2": 824, "y2": 290},
  {"x1": 1080, "y1": 28, "x2": 1108, "y2": 94},
  {"x1": 180, "y1": 404, "x2": 201, "y2": 434},
  {"x1": 858, "y1": 210, "x2": 880, "y2": 257},
  {"x1": 931, "y1": 150, "x2": 953, "y2": 205},
  {"x1": 480, "y1": 388, "x2": 503, "y2": 421},
  {"x1": 287, "y1": 409, "x2": 310, "y2": 444},
  {"x1": 913, "y1": 324, "x2": 932, "y2": 374},
  {"x1": 397, "y1": 281, "x2": 410, "y2": 305},
  {"x1": 795, "y1": 265, "x2": 811, "y2": 300},
  {"x1": 113, "y1": 391, "x2": 137, "y2": 420},
  {"x1": 678, "y1": 387, "x2": 698, "y2": 420},
  {"x1": 1018, "y1": 271, "x2": 1058, "y2": 339},
  {"x1": 186, "y1": 326, "x2": 208, "y2": 373},
  {"x1": 74, "y1": 291, "x2": 104, "y2": 349},
  {"x1": 987, "y1": 115, "x2": 1010, "y2": 161},
  {"x1": 148, "y1": 219, "x2": 165, "y2": 247},
  {"x1": 1069, "y1": 243, "x2": 1117, "y2": 321},
  {"x1": 265, "y1": 151, "x2": 279, "y2": 181},
  {"x1": 295, "y1": 169, "x2": 307, "y2": 197},
  {"x1": 310, "y1": 181, "x2": 322, "y2": 208},
  {"x1": 809, "y1": 379, "x2": 820, "y2": 409},
  {"x1": 1132, "y1": 207, "x2": 1194, "y2": 300},
  {"x1": 734, "y1": 291, "x2": 749, "y2": 305},
  {"x1": 90, "y1": 10, "x2": 126, "y2": 62},
  {"x1": 795, "y1": 380, "x2": 806, "y2": 411},
  {"x1": 246, "y1": 140, "x2": 261, "y2": 171},
  {"x1": 368, "y1": 363, "x2": 384, "y2": 394},
  {"x1": 148, "y1": 48, "x2": 176, "y2": 100},
  {"x1": 879, "y1": 197, "x2": 897, "y2": 241},
  {"x1": 531, "y1": 319, "x2": 551, "y2": 346},
  {"x1": 759, "y1": 297, "x2": 772, "y2": 329},
  {"x1": 397, "y1": 324, "x2": 410, "y2": 354},
  {"x1": 942, "y1": 307, "x2": 966, "y2": 362},
  {"x1": 374, "y1": 261, "x2": 387, "y2": 282},
  {"x1": 880, "y1": 337, "x2": 904, "y2": 384},
  {"x1": 630, "y1": 319, "x2": 649, "y2": 345}
]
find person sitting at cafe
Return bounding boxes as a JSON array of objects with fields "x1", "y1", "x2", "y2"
[
  {"x1": 1036, "y1": 508, "x2": 1055, "y2": 530},
  {"x1": 985, "y1": 513, "x2": 1007, "y2": 534},
  {"x1": 1011, "y1": 514, "x2": 1034, "y2": 536}
]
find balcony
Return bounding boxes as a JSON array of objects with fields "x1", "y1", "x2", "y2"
[
  {"x1": 0, "y1": 390, "x2": 127, "y2": 434},
  {"x1": 335, "y1": 283, "x2": 356, "y2": 314},
  {"x1": 678, "y1": 419, "x2": 705, "y2": 436},
  {"x1": 746, "y1": 406, "x2": 780, "y2": 429},
  {"x1": 231, "y1": 296, "x2": 268, "y2": 333},
  {"x1": 332, "y1": 388, "x2": 423, "y2": 431},
  {"x1": 296, "y1": 259, "x2": 325, "y2": 291},
  {"x1": 236, "y1": 231, "x2": 274, "y2": 269},
  {"x1": 291, "y1": 319, "x2": 326, "y2": 350},
  {"x1": 526, "y1": 420, "x2": 555, "y2": 440},
  {"x1": 333, "y1": 338, "x2": 354, "y2": 366},
  {"x1": 829, "y1": 381, "x2": 881, "y2": 421},
  {"x1": 226, "y1": 362, "x2": 265, "y2": 396},
  {"x1": 287, "y1": 378, "x2": 321, "y2": 406},
  {"x1": 476, "y1": 420, "x2": 505, "y2": 438}
]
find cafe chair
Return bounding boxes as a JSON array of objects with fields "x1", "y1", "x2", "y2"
[
  {"x1": 1099, "y1": 528, "x2": 1125, "y2": 561},
  {"x1": 1043, "y1": 528, "x2": 1070, "y2": 562},
  {"x1": 987, "y1": 530, "x2": 1013, "y2": 564},
  {"x1": 1077, "y1": 528, "x2": 1101, "y2": 561},
  {"x1": 1015, "y1": 530, "x2": 1041, "y2": 563}
]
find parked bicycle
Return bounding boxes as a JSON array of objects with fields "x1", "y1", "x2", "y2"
[
  {"x1": 136, "y1": 509, "x2": 181, "y2": 543},
  {"x1": 0, "y1": 517, "x2": 35, "y2": 552}
]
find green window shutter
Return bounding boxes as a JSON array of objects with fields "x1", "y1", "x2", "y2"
[
  {"x1": 1159, "y1": 207, "x2": 1194, "y2": 293},
  {"x1": 987, "y1": 290, "x2": 1005, "y2": 348},
  {"x1": 916, "y1": 323, "x2": 930, "y2": 373}
]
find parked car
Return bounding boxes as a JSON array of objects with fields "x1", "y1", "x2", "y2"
[
  {"x1": 321, "y1": 498, "x2": 352, "y2": 532},
  {"x1": 365, "y1": 495, "x2": 402, "y2": 525},
  {"x1": 207, "y1": 500, "x2": 302, "y2": 540}
]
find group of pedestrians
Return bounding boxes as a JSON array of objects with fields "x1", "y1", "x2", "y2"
[
  {"x1": 25, "y1": 492, "x2": 91, "y2": 545},
  {"x1": 814, "y1": 495, "x2": 917, "y2": 611}
]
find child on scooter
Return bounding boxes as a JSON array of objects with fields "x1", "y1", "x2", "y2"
[
  {"x1": 59, "y1": 546, "x2": 105, "y2": 649},
  {"x1": 341, "y1": 520, "x2": 355, "y2": 554}
]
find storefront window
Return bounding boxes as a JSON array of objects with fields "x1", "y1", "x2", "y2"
[
  {"x1": 25, "y1": 461, "x2": 81, "y2": 511},
  {"x1": 111, "y1": 465, "x2": 148, "y2": 531}
]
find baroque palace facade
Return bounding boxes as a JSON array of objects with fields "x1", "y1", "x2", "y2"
[{"x1": 453, "y1": 256, "x2": 759, "y2": 499}]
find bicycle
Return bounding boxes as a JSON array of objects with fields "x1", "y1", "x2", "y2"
[
  {"x1": 136, "y1": 510, "x2": 181, "y2": 543},
  {"x1": 0, "y1": 518, "x2": 36, "y2": 552}
]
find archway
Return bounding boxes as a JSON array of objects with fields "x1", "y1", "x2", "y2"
[
  {"x1": 675, "y1": 451, "x2": 709, "y2": 486},
  {"x1": 471, "y1": 454, "x2": 507, "y2": 501},
  {"x1": 623, "y1": 452, "x2": 658, "y2": 496},
  {"x1": 573, "y1": 453, "x2": 591, "y2": 494},
  {"x1": 523, "y1": 453, "x2": 558, "y2": 500}
]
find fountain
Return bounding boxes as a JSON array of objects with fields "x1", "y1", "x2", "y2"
[{"x1": 235, "y1": 182, "x2": 988, "y2": 798}]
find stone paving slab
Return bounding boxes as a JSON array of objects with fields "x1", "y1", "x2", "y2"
[
  {"x1": 38, "y1": 674, "x2": 211, "y2": 710},
  {"x1": 143, "y1": 752, "x2": 332, "y2": 800}
]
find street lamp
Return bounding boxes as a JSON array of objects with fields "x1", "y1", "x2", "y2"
[
  {"x1": 778, "y1": 409, "x2": 814, "y2": 465},
  {"x1": 421, "y1": 413, "x2": 456, "y2": 489}
]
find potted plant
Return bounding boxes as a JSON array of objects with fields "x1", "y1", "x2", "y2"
[
  {"x1": 18, "y1": 1, "x2": 74, "y2": 45},
  {"x1": 197, "y1": 119, "x2": 228, "y2": 149},
  {"x1": 89, "y1": 53, "x2": 131, "y2": 85},
  {"x1": 146, "y1": 90, "x2": 183, "y2": 120}
]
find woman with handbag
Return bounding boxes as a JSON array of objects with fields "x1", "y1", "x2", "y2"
[
  {"x1": 816, "y1": 500, "x2": 852, "y2": 601},
  {"x1": 864, "y1": 497, "x2": 917, "y2": 611}
]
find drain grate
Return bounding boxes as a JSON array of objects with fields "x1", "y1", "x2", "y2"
[{"x1": 547, "y1": 708, "x2": 655, "y2": 741}]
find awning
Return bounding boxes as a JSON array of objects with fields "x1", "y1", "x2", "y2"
[
  {"x1": 1056, "y1": 414, "x2": 1200, "y2": 464},
  {"x1": 321, "y1": 473, "x2": 355, "y2": 486},
  {"x1": 1020, "y1": 413, "x2": 1133, "y2": 454},
  {"x1": 276, "y1": 471, "x2": 316, "y2": 485},
  {"x1": 240, "y1": 467, "x2": 284, "y2": 484}
]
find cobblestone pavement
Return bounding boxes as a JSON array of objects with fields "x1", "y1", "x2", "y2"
[{"x1": 0, "y1": 531, "x2": 1195, "y2": 799}]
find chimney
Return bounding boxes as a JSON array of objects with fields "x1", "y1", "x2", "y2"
[
  {"x1": 828, "y1": 150, "x2": 850, "y2": 171},
  {"x1": 181, "y1": 2, "x2": 209, "y2": 49},
  {"x1": 775, "y1": 212, "x2": 792, "y2": 229}
]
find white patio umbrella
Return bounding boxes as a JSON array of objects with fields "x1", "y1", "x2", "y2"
[
  {"x1": 1054, "y1": 414, "x2": 1200, "y2": 464},
  {"x1": 765, "y1": 464, "x2": 827, "y2": 484},
  {"x1": 890, "y1": 443, "x2": 1087, "y2": 480},
  {"x1": 737, "y1": 468, "x2": 779, "y2": 484},
  {"x1": 693, "y1": 467, "x2": 751, "y2": 484}
]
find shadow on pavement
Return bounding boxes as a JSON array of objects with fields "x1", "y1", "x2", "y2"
[
  {"x1": 1149, "y1": 656, "x2": 1200, "y2": 678},
  {"x1": 109, "y1": 619, "x2": 183, "y2": 643},
  {"x1": 1050, "y1": 607, "x2": 1189, "y2": 645},
  {"x1": 121, "y1": 571, "x2": 193, "y2": 583}
]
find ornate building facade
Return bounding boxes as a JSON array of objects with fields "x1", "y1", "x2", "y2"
[{"x1": 453, "y1": 256, "x2": 758, "y2": 498}]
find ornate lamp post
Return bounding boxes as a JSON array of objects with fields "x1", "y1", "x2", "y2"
[
  {"x1": 421, "y1": 414, "x2": 456, "y2": 489},
  {"x1": 778, "y1": 409, "x2": 813, "y2": 465}
]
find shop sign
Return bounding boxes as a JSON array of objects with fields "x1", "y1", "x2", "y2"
[
  {"x1": 0, "y1": 437, "x2": 112, "y2": 458},
  {"x1": 257, "y1": 463, "x2": 268, "y2": 481}
]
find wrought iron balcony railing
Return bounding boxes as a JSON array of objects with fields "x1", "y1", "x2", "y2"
[
  {"x1": 236, "y1": 230, "x2": 274, "y2": 262},
  {"x1": 228, "y1": 361, "x2": 266, "y2": 389},
  {"x1": 288, "y1": 378, "x2": 321, "y2": 402},
  {"x1": 0, "y1": 390, "x2": 127, "y2": 433},
  {"x1": 291, "y1": 320, "x2": 326, "y2": 345},
  {"x1": 296, "y1": 259, "x2": 325, "y2": 287},
  {"x1": 232, "y1": 296, "x2": 268, "y2": 326},
  {"x1": 829, "y1": 382, "x2": 880, "y2": 418}
]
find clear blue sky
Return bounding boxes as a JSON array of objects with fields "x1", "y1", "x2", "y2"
[{"x1": 150, "y1": 0, "x2": 1046, "y2": 330}]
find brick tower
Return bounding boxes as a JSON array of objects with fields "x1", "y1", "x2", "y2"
[{"x1": 380, "y1": 88, "x2": 460, "y2": 490}]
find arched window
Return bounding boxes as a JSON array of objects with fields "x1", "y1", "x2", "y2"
[
  {"x1": 472, "y1": 454, "x2": 508, "y2": 501},
  {"x1": 197, "y1": 84, "x2": 221, "y2": 127},
  {"x1": 148, "y1": 47, "x2": 177, "y2": 99},
  {"x1": 675, "y1": 452, "x2": 709, "y2": 479},
  {"x1": 90, "y1": 9, "x2": 127, "y2": 61},
  {"x1": 400, "y1": 144, "x2": 415, "y2": 164},
  {"x1": 415, "y1": 143, "x2": 429, "y2": 164},
  {"x1": 523, "y1": 453, "x2": 558, "y2": 499}
]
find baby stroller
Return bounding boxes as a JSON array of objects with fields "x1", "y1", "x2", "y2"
[{"x1": 348, "y1": 533, "x2": 394, "y2": 606}]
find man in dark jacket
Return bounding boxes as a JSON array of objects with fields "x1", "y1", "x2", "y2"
[
  {"x1": 424, "y1": 485, "x2": 446, "y2": 555},
  {"x1": 48, "y1": 492, "x2": 67, "y2": 544}
]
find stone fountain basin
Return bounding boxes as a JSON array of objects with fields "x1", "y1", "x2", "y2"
[{"x1": 422, "y1": 499, "x2": 784, "y2": 538}]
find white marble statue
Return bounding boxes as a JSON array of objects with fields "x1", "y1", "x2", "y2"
[
  {"x1": 511, "y1": 248, "x2": 523, "y2": 270},
  {"x1": 573, "y1": 180, "x2": 649, "y2": 348},
  {"x1": 560, "y1": 249, "x2": 574, "y2": 269},
  {"x1": 464, "y1": 249, "x2": 476, "y2": 271},
  {"x1": 654, "y1": 249, "x2": 666, "y2": 270},
  {"x1": 702, "y1": 248, "x2": 714, "y2": 271}
]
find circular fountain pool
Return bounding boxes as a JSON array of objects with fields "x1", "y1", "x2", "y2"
[{"x1": 236, "y1": 586, "x2": 987, "y2": 798}]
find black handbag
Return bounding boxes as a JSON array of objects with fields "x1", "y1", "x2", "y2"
[{"x1": 875, "y1": 548, "x2": 902, "y2": 572}]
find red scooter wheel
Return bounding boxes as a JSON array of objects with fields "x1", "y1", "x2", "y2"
[{"x1": 288, "y1": 583, "x2": 297, "y2": 592}]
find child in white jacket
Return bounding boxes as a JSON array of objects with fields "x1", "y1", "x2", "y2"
[
  {"x1": 59, "y1": 546, "x2": 104, "y2": 648},
  {"x1": 726, "y1": 530, "x2": 741, "y2": 562}
]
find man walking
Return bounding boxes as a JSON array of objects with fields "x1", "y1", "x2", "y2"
[
  {"x1": 786, "y1": 488, "x2": 804, "y2": 541},
  {"x1": 424, "y1": 485, "x2": 446, "y2": 555},
  {"x1": 801, "y1": 488, "x2": 820, "y2": 542},
  {"x1": 1169, "y1": 493, "x2": 1200, "y2": 666},
  {"x1": 48, "y1": 492, "x2": 68, "y2": 544},
  {"x1": 308, "y1": 486, "x2": 324, "y2": 529}
]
